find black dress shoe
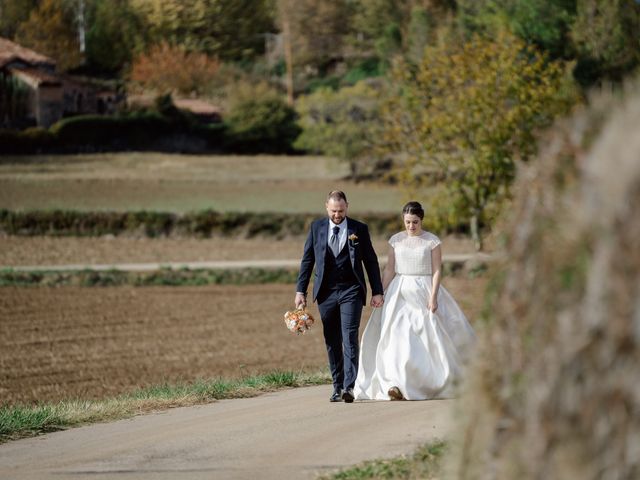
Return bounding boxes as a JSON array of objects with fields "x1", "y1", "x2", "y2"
[
  {"x1": 330, "y1": 390, "x2": 343, "y2": 402},
  {"x1": 342, "y1": 388, "x2": 355, "y2": 403}
]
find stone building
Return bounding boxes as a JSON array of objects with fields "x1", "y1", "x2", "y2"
[{"x1": 0, "y1": 37, "x2": 121, "y2": 128}]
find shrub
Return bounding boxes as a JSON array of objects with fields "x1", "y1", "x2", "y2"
[
  {"x1": 295, "y1": 80, "x2": 386, "y2": 179},
  {"x1": 49, "y1": 112, "x2": 176, "y2": 150},
  {"x1": 0, "y1": 127, "x2": 55, "y2": 154},
  {"x1": 224, "y1": 81, "x2": 300, "y2": 153},
  {"x1": 130, "y1": 42, "x2": 221, "y2": 96},
  {"x1": 341, "y1": 58, "x2": 384, "y2": 86}
]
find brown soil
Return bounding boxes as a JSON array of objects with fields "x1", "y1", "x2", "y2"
[
  {"x1": 0, "y1": 277, "x2": 486, "y2": 405},
  {"x1": 0, "y1": 235, "x2": 479, "y2": 267}
]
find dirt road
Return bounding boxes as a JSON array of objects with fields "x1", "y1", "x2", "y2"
[{"x1": 0, "y1": 386, "x2": 454, "y2": 480}]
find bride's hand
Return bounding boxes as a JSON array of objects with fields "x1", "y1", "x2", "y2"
[
  {"x1": 371, "y1": 294, "x2": 384, "y2": 308},
  {"x1": 428, "y1": 298, "x2": 438, "y2": 313}
]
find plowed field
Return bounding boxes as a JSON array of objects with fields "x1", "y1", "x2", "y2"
[{"x1": 1, "y1": 278, "x2": 485, "y2": 405}]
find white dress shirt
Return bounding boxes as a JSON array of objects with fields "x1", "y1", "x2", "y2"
[
  {"x1": 328, "y1": 219, "x2": 348, "y2": 254},
  {"x1": 296, "y1": 219, "x2": 350, "y2": 296}
]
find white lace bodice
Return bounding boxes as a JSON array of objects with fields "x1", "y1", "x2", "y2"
[{"x1": 389, "y1": 231, "x2": 441, "y2": 275}]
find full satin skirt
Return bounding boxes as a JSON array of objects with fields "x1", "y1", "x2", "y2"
[{"x1": 354, "y1": 274, "x2": 475, "y2": 401}]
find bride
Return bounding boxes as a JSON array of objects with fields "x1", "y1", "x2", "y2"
[{"x1": 354, "y1": 201, "x2": 475, "y2": 401}]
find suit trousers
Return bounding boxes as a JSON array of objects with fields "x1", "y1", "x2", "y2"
[{"x1": 317, "y1": 283, "x2": 363, "y2": 391}]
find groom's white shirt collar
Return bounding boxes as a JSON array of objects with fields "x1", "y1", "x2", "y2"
[{"x1": 328, "y1": 218, "x2": 348, "y2": 252}]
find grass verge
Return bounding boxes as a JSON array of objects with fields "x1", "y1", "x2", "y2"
[
  {"x1": 0, "y1": 370, "x2": 330, "y2": 444},
  {"x1": 320, "y1": 440, "x2": 448, "y2": 479},
  {"x1": 0, "y1": 263, "x2": 482, "y2": 288}
]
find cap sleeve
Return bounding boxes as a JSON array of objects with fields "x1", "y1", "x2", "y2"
[
  {"x1": 388, "y1": 232, "x2": 404, "y2": 248},
  {"x1": 429, "y1": 232, "x2": 442, "y2": 249}
]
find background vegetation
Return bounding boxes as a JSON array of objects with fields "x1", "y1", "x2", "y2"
[{"x1": 3, "y1": 0, "x2": 638, "y2": 245}]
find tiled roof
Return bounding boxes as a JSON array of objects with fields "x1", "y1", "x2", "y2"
[
  {"x1": 9, "y1": 66, "x2": 62, "y2": 86},
  {"x1": 128, "y1": 94, "x2": 222, "y2": 115},
  {"x1": 0, "y1": 37, "x2": 56, "y2": 68},
  {"x1": 174, "y1": 98, "x2": 221, "y2": 115}
]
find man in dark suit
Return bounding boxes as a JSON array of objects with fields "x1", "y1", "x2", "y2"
[{"x1": 295, "y1": 190, "x2": 384, "y2": 403}]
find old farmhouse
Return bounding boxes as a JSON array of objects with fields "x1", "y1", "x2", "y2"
[{"x1": 0, "y1": 37, "x2": 121, "y2": 129}]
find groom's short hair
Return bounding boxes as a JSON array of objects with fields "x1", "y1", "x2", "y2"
[{"x1": 327, "y1": 190, "x2": 347, "y2": 203}]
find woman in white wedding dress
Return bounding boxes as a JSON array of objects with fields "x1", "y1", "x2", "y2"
[{"x1": 354, "y1": 202, "x2": 475, "y2": 401}]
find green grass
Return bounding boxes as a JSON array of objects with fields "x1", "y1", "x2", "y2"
[
  {"x1": 321, "y1": 440, "x2": 448, "y2": 479},
  {"x1": 0, "y1": 267, "x2": 299, "y2": 287},
  {"x1": 0, "y1": 264, "x2": 479, "y2": 288},
  {"x1": 0, "y1": 370, "x2": 331, "y2": 443},
  {"x1": 0, "y1": 153, "x2": 405, "y2": 213}
]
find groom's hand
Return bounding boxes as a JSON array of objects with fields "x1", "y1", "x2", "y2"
[
  {"x1": 371, "y1": 294, "x2": 384, "y2": 308},
  {"x1": 295, "y1": 292, "x2": 307, "y2": 309}
]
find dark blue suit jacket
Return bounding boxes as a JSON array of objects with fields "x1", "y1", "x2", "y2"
[{"x1": 296, "y1": 217, "x2": 384, "y2": 305}]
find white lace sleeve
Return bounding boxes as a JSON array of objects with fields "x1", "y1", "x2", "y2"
[
  {"x1": 388, "y1": 232, "x2": 404, "y2": 248},
  {"x1": 429, "y1": 232, "x2": 442, "y2": 249}
]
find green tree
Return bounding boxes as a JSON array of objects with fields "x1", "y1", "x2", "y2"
[
  {"x1": 406, "y1": 6, "x2": 430, "y2": 64},
  {"x1": 225, "y1": 81, "x2": 300, "y2": 153},
  {"x1": 85, "y1": 0, "x2": 145, "y2": 74},
  {"x1": 130, "y1": 0, "x2": 276, "y2": 62},
  {"x1": 456, "y1": 0, "x2": 640, "y2": 86},
  {"x1": 294, "y1": 80, "x2": 384, "y2": 178},
  {"x1": 383, "y1": 30, "x2": 578, "y2": 250},
  {"x1": 350, "y1": 0, "x2": 455, "y2": 64},
  {"x1": 457, "y1": 0, "x2": 577, "y2": 59},
  {"x1": 15, "y1": 0, "x2": 83, "y2": 71},
  {"x1": 571, "y1": 0, "x2": 640, "y2": 84},
  {"x1": 276, "y1": 0, "x2": 353, "y2": 74},
  {"x1": 350, "y1": 0, "x2": 406, "y2": 61}
]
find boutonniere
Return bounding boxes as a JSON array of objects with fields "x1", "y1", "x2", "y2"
[{"x1": 348, "y1": 233, "x2": 359, "y2": 245}]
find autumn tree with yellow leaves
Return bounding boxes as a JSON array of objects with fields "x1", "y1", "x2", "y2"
[{"x1": 383, "y1": 31, "x2": 578, "y2": 250}]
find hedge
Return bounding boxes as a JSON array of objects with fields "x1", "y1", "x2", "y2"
[
  {"x1": 0, "y1": 112, "x2": 230, "y2": 155},
  {"x1": 0, "y1": 267, "x2": 300, "y2": 287},
  {"x1": 0, "y1": 111, "x2": 301, "y2": 156},
  {"x1": 0, "y1": 209, "x2": 412, "y2": 238}
]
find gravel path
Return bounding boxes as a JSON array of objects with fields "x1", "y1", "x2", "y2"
[{"x1": 0, "y1": 386, "x2": 454, "y2": 480}]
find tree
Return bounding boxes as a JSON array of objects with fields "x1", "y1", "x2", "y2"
[
  {"x1": 225, "y1": 81, "x2": 300, "y2": 153},
  {"x1": 571, "y1": 0, "x2": 640, "y2": 84},
  {"x1": 383, "y1": 30, "x2": 578, "y2": 250},
  {"x1": 15, "y1": 0, "x2": 83, "y2": 71},
  {"x1": 350, "y1": 0, "x2": 455, "y2": 65},
  {"x1": 456, "y1": 0, "x2": 640, "y2": 86},
  {"x1": 294, "y1": 80, "x2": 384, "y2": 178},
  {"x1": 130, "y1": 42, "x2": 220, "y2": 95},
  {"x1": 275, "y1": 0, "x2": 353, "y2": 74},
  {"x1": 457, "y1": 0, "x2": 577, "y2": 59},
  {"x1": 130, "y1": 0, "x2": 276, "y2": 62},
  {"x1": 85, "y1": 0, "x2": 145, "y2": 74},
  {"x1": 0, "y1": 0, "x2": 39, "y2": 38}
]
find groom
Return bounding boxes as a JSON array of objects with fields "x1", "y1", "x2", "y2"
[{"x1": 295, "y1": 190, "x2": 384, "y2": 403}]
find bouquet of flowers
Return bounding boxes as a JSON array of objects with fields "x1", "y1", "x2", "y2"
[{"x1": 284, "y1": 307, "x2": 315, "y2": 334}]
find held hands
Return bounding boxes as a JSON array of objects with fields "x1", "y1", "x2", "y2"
[
  {"x1": 295, "y1": 292, "x2": 307, "y2": 309},
  {"x1": 371, "y1": 294, "x2": 384, "y2": 308},
  {"x1": 428, "y1": 297, "x2": 438, "y2": 313}
]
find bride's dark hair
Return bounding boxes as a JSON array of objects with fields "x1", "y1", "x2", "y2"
[{"x1": 402, "y1": 201, "x2": 424, "y2": 220}]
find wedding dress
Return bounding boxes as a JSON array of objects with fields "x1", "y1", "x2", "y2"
[{"x1": 354, "y1": 231, "x2": 475, "y2": 400}]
